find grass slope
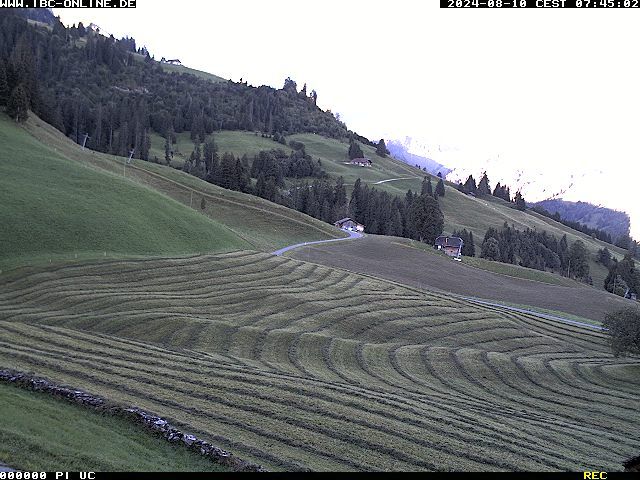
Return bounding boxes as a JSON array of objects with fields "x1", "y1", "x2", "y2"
[
  {"x1": 1, "y1": 251, "x2": 638, "y2": 471},
  {"x1": 0, "y1": 115, "x2": 247, "y2": 272},
  {"x1": 150, "y1": 128, "x2": 624, "y2": 290},
  {"x1": 17, "y1": 115, "x2": 345, "y2": 256},
  {"x1": 287, "y1": 235, "x2": 632, "y2": 323},
  {"x1": 0, "y1": 382, "x2": 228, "y2": 472}
]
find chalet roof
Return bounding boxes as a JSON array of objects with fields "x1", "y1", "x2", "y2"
[
  {"x1": 335, "y1": 217, "x2": 352, "y2": 224},
  {"x1": 350, "y1": 157, "x2": 371, "y2": 164},
  {"x1": 435, "y1": 236, "x2": 464, "y2": 248}
]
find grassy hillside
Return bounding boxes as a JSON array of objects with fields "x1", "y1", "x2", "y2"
[
  {"x1": 0, "y1": 383, "x2": 227, "y2": 472},
  {"x1": 147, "y1": 128, "x2": 625, "y2": 290},
  {"x1": 0, "y1": 115, "x2": 248, "y2": 272},
  {"x1": 17, "y1": 115, "x2": 345, "y2": 256},
  {"x1": 287, "y1": 235, "x2": 632, "y2": 323},
  {"x1": 1, "y1": 252, "x2": 638, "y2": 471}
]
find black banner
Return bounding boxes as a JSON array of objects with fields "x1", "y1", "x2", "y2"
[
  {"x1": 441, "y1": 0, "x2": 640, "y2": 7},
  {"x1": 0, "y1": 0, "x2": 136, "y2": 8}
]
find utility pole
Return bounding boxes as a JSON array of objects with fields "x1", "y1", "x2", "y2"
[
  {"x1": 81, "y1": 133, "x2": 90, "y2": 150},
  {"x1": 124, "y1": 149, "x2": 134, "y2": 177}
]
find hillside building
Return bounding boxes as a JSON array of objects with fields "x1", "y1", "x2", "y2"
[
  {"x1": 435, "y1": 236, "x2": 464, "y2": 257},
  {"x1": 349, "y1": 158, "x2": 372, "y2": 167},
  {"x1": 335, "y1": 217, "x2": 365, "y2": 232}
]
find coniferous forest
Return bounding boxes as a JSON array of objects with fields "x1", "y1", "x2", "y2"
[{"x1": 1, "y1": 8, "x2": 637, "y2": 285}]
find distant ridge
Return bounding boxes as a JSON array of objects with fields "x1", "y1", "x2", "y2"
[{"x1": 533, "y1": 198, "x2": 630, "y2": 242}]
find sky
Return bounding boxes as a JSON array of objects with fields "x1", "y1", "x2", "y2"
[{"x1": 54, "y1": 1, "x2": 640, "y2": 239}]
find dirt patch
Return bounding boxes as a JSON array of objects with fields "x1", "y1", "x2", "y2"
[{"x1": 288, "y1": 235, "x2": 632, "y2": 322}]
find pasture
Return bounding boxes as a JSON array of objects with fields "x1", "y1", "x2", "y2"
[
  {"x1": 287, "y1": 235, "x2": 632, "y2": 323},
  {"x1": 0, "y1": 115, "x2": 247, "y2": 272},
  {"x1": 0, "y1": 382, "x2": 228, "y2": 472},
  {"x1": 0, "y1": 251, "x2": 638, "y2": 471},
  {"x1": 18, "y1": 115, "x2": 345, "y2": 256}
]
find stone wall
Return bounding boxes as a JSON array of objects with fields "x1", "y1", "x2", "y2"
[{"x1": 0, "y1": 369, "x2": 266, "y2": 472}]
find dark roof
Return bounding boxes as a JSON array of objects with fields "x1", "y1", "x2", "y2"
[
  {"x1": 350, "y1": 157, "x2": 371, "y2": 164},
  {"x1": 335, "y1": 217, "x2": 352, "y2": 224},
  {"x1": 435, "y1": 236, "x2": 463, "y2": 248}
]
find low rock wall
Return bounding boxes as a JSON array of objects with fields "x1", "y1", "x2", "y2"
[{"x1": 0, "y1": 369, "x2": 266, "y2": 472}]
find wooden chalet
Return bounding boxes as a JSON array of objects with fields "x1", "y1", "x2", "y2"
[
  {"x1": 335, "y1": 217, "x2": 365, "y2": 232},
  {"x1": 435, "y1": 235, "x2": 464, "y2": 257}
]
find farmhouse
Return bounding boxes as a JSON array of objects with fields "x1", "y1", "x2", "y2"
[
  {"x1": 349, "y1": 158, "x2": 372, "y2": 167},
  {"x1": 162, "y1": 59, "x2": 182, "y2": 66},
  {"x1": 435, "y1": 236, "x2": 464, "y2": 257},
  {"x1": 335, "y1": 217, "x2": 365, "y2": 232}
]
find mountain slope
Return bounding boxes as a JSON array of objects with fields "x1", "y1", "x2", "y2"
[
  {"x1": 0, "y1": 114, "x2": 248, "y2": 272},
  {"x1": 533, "y1": 199, "x2": 631, "y2": 242},
  {"x1": 19, "y1": 114, "x2": 346, "y2": 255}
]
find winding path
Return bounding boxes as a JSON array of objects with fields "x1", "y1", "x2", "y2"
[{"x1": 272, "y1": 230, "x2": 363, "y2": 256}]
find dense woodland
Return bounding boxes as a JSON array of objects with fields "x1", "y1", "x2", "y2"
[
  {"x1": 0, "y1": 10, "x2": 371, "y2": 161},
  {"x1": 479, "y1": 223, "x2": 592, "y2": 284}
]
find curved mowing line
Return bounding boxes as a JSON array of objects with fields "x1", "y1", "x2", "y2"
[
  {"x1": 0, "y1": 339, "x2": 551, "y2": 471},
  {"x1": 5, "y1": 324, "x2": 636, "y2": 466}
]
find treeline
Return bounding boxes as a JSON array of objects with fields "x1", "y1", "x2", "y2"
[
  {"x1": 478, "y1": 222, "x2": 592, "y2": 284},
  {"x1": 455, "y1": 172, "x2": 526, "y2": 210},
  {"x1": 531, "y1": 205, "x2": 614, "y2": 244},
  {"x1": 0, "y1": 10, "x2": 364, "y2": 160}
]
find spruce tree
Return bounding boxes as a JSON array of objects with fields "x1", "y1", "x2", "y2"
[
  {"x1": 477, "y1": 172, "x2": 491, "y2": 196},
  {"x1": 164, "y1": 134, "x2": 172, "y2": 165},
  {"x1": 421, "y1": 176, "x2": 433, "y2": 196},
  {"x1": 463, "y1": 175, "x2": 477, "y2": 194},
  {"x1": 376, "y1": 139, "x2": 389, "y2": 157},
  {"x1": 435, "y1": 178, "x2": 445, "y2": 197},
  {"x1": 408, "y1": 194, "x2": 444, "y2": 244},
  {"x1": 7, "y1": 85, "x2": 29, "y2": 122},
  {"x1": 0, "y1": 62, "x2": 8, "y2": 106},
  {"x1": 514, "y1": 191, "x2": 526, "y2": 211},
  {"x1": 348, "y1": 140, "x2": 364, "y2": 160}
]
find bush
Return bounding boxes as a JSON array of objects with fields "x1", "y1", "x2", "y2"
[{"x1": 603, "y1": 307, "x2": 640, "y2": 357}]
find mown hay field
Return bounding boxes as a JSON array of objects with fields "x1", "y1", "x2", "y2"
[
  {"x1": 1, "y1": 251, "x2": 638, "y2": 471},
  {"x1": 288, "y1": 235, "x2": 632, "y2": 323}
]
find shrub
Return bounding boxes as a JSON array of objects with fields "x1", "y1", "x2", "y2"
[{"x1": 603, "y1": 307, "x2": 640, "y2": 357}]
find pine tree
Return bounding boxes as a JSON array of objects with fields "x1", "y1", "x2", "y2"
[
  {"x1": 421, "y1": 176, "x2": 433, "y2": 196},
  {"x1": 348, "y1": 140, "x2": 364, "y2": 160},
  {"x1": 514, "y1": 191, "x2": 526, "y2": 211},
  {"x1": 376, "y1": 139, "x2": 389, "y2": 157},
  {"x1": 435, "y1": 178, "x2": 445, "y2": 197},
  {"x1": 164, "y1": 134, "x2": 172, "y2": 165},
  {"x1": 481, "y1": 237, "x2": 501, "y2": 261},
  {"x1": 408, "y1": 194, "x2": 444, "y2": 244},
  {"x1": 477, "y1": 172, "x2": 491, "y2": 196},
  {"x1": 0, "y1": 62, "x2": 8, "y2": 106},
  {"x1": 463, "y1": 175, "x2": 477, "y2": 195},
  {"x1": 568, "y1": 240, "x2": 589, "y2": 280},
  {"x1": 7, "y1": 85, "x2": 29, "y2": 122}
]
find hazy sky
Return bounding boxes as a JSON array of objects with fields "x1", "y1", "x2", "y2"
[{"x1": 54, "y1": 1, "x2": 640, "y2": 239}]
